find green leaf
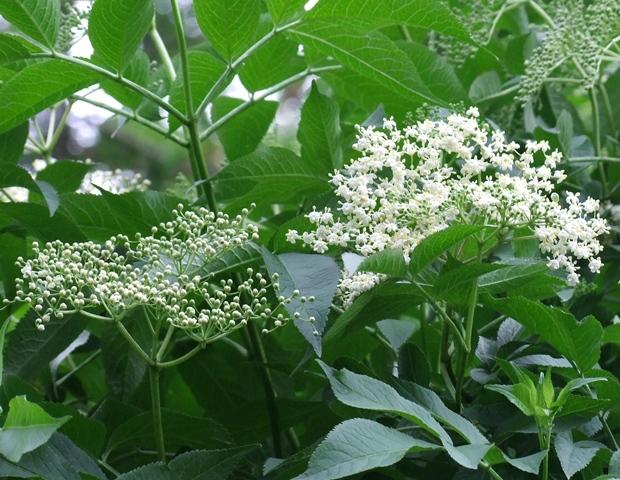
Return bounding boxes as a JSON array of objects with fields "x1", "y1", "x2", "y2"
[
  {"x1": 58, "y1": 190, "x2": 182, "y2": 242},
  {"x1": 0, "y1": 163, "x2": 60, "y2": 216},
  {"x1": 168, "y1": 50, "x2": 226, "y2": 133},
  {"x1": 554, "y1": 431, "x2": 605, "y2": 479},
  {"x1": 298, "y1": 82, "x2": 342, "y2": 172},
  {"x1": 359, "y1": 248, "x2": 407, "y2": 278},
  {"x1": 0, "y1": 396, "x2": 69, "y2": 462},
  {"x1": 35, "y1": 160, "x2": 91, "y2": 193},
  {"x1": 602, "y1": 324, "x2": 620, "y2": 345},
  {"x1": 201, "y1": 242, "x2": 263, "y2": 277},
  {"x1": 308, "y1": 0, "x2": 471, "y2": 43},
  {"x1": 0, "y1": 433, "x2": 105, "y2": 480},
  {"x1": 494, "y1": 297, "x2": 603, "y2": 372},
  {"x1": 266, "y1": 0, "x2": 306, "y2": 24},
  {"x1": 409, "y1": 225, "x2": 484, "y2": 275},
  {"x1": 503, "y1": 450, "x2": 547, "y2": 475},
  {"x1": 0, "y1": 0, "x2": 60, "y2": 48},
  {"x1": 434, "y1": 262, "x2": 504, "y2": 302},
  {"x1": 557, "y1": 110, "x2": 574, "y2": 156},
  {"x1": 194, "y1": 0, "x2": 261, "y2": 60},
  {"x1": 555, "y1": 377, "x2": 608, "y2": 407},
  {"x1": 289, "y1": 20, "x2": 442, "y2": 106},
  {"x1": 239, "y1": 34, "x2": 305, "y2": 92},
  {"x1": 88, "y1": 0, "x2": 154, "y2": 71},
  {"x1": 4, "y1": 313, "x2": 84, "y2": 381},
  {"x1": 261, "y1": 249, "x2": 340, "y2": 355},
  {"x1": 377, "y1": 319, "x2": 418, "y2": 352},
  {"x1": 213, "y1": 147, "x2": 330, "y2": 211},
  {"x1": 0, "y1": 34, "x2": 37, "y2": 68},
  {"x1": 485, "y1": 383, "x2": 536, "y2": 417},
  {"x1": 0, "y1": 318, "x2": 9, "y2": 388},
  {"x1": 0, "y1": 59, "x2": 98, "y2": 134},
  {"x1": 116, "y1": 445, "x2": 258, "y2": 480},
  {"x1": 294, "y1": 418, "x2": 438, "y2": 480},
  {"x1": 0, "y1": 123, "x2": 28, "y2": 164},
  {"x1": 211, "y1": 97, "x2": 278, "y2": 160},
  {"x1": 317, "y1": 361, "x2": 490, "y2": 468},
  {"x1": 0, "y1": 202, "x2": 85, "y2": 241},
  {"x1": 478, "y1": 262, "x2": 549, "y2": 294},
  {"x1": 100, "y1": 50, "x2": 150, "y2": 109},
  {"x1": 610, "y1": 450, "x2": 620, "y2": 475}
]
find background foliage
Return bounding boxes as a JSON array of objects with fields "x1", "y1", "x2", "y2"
[{"x1": 0, "y1": 0, "x2": 620, "y2": 479}]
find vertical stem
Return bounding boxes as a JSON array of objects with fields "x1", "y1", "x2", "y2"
[
  {"x1": 589, "y1": 88, "x2": 608, "y2": 196},
  {"x1": 247, "y1": 321, "x2": 283, "y2": 457},
  {"x1": 150, "y1": 19, "x2": 177, "y2": 82},
  {"x1": 169, "y1": 0, "x2": 217, "y2": 212},
  {"x1": 542, "y1": 427, "x2": 551, "y2": 480},
  {"x1": 149, "y1": 366, "x2": 166, "y2": 462}
]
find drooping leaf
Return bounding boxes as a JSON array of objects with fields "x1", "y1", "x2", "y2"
[
  {"x1": 0, "y1": 0, "x2": 60, "y2": 48},
  {"x1": 298, "y1": 82, "x2": 342, "y2": 172},
  {"x1": 211, "y1": 97, "x2": 278, "y2": 160},
  {"x1": 0, "y1": 59, "x2": 98, "y2": 134},
  {"x1": 193, "y1": 0, "x2": 261, "y2": 60},
  {"x1": 88, "y1": 0, "x2": 154, "y2": 71},
  {"x1": 0, "y1": 396, "x2": 70, "y2": 462},
  {"x1": 554, "y1": 431, "x2": 605, "y2": 479},
  {"x1": 294, "y1": 418, "x2": 438, "y2": 480},
  {"x1": 494, "y1": 297, "x2": 603, "y2": 372},
  {"x1": 168, "y1": 50, "x2": 226, "y2": 133},
  {"x1": 0, "y1": 123, "x2": 28, "y2": 164},
  {"x1": 377, "y1": 319, "x2": 418, "y2": 352},
  {"x1": 504, "y1": 450, "x2": 547, "y2": 475},
  {"x1": 261, "y1": 249, "x2": 339, "y2": 355},
  {"x1": 289, "y1": 20, "x2": 443, "y2": 106},
  {"x1": 35, "y1": 160, "x2": 91, "y2": 193},
  {"x1": 409, "y1": 225, "x2": 485, "y2": 275}
]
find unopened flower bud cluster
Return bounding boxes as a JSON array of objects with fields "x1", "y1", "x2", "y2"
[
  {"x1": 288, "y1": 108, "x2": 608, "y2": 296},
  {"x1": 78, "y1": 168, "x2": 151, "y2": 195},
  {"x1": 11, "y1": 205, "x2": 299, "y2": 338}
]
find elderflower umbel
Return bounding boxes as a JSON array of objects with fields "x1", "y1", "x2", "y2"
[
  {"x1": 12, "y1": 205, "x2": 306, "y2": 338},
  {"x1": 78, "y1": 168, "x2": 151, "y2": 195},
  {"x1": 288, "y1": 108, "x2": 608, "y2": 299}
]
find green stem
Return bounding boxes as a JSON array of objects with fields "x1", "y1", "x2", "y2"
[
  {"x1": 542, "y1": 426, "x2": 551, "y2": 480},
  {"x1": 148, "y1": 366, "x2": 166, "y2": 462},
  {"x1": 150, "y1": 20, "x2": 177, "y2": 82},
  {"x1": 589, "y1": 88, "x2": 608, "y2": 195},
  {"x1": 481, "y1": 461, "x2": 504, "y2": 480},
  {"x1": 35, "y1": 51, "x2": 188, "y2": 123},
  {"x1": 199, "y1": 65, "x2": 341, "y2": 141},
  {"x1": 247, "y1": 321, "x2": 282, "y2": 457},
  {"x1": 55, "y1": 349, "x2": 101, "y2": 387},
  {"x1": 169, "y1": 0, "x2": 218, "y2": 211},
  {"x1": 158, "y1": 341, "x2": 205, "y2": 368},
  {"x1": 156, "y1": 324, "x2": 175, "y2": 362},
  {"x1": 115, "y1": 321, "x2": 154, "y2": 365}
]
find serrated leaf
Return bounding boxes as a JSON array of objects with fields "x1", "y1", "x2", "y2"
[
  {"x1": 116, "y1": 445, "x2": 258, "y2": 479},
  {"x1": 485, "y1": 383, "x2": 536, "y2": 416},
  {"x1": 201, "y1": 242, "x2": 263, "y2": 277},
  {"x1": 0, "y1": 59, "x2": 98, "y2": 134},
  {"x1": 194, "y1": 0, "x2": 261, "y2": 60},
  {"x1": 211, "y1": 97, "x2": 277, "y2": 160},
  {"x1": 298, "y1": 82, "x2": 342, "y2": 172},
  {"x1": 294, "y1": 418, "x2": 438, "y2": 480},
  {"x1": 554, "y1": 431, "x2": 605, "y2": 479},
  {"x1": 168, "y1": 50, "x2": 226, "y2": 133},
  {"x1": 359, "y1": 248, "x2": 407, "y2": 278},
  {"x1": 0, "y1": 0, "x2": 60, "y2": 48},
  {"x1": 0, "y1": 396, "x2": 70, "y2": 462},
  {"x1": 478, "y1": 262, "x2": 548, "y2": 293},
  {"x1": 261, "y1": 249, "x2": 339, "y2": 355},
  {"x1": 289, "y1": 20, "x2": 442, "y2": 106},
  {"x1": 494, "y1": 297, "x2": 603, "y2": 372},
  {"x1": 409, "y1": 225, "x2": 484, "y2": 275},
  {"x1": 88, "y1": 0, "x2": 154, "y2": 71},
  {"x1": 308, "y1": 0, "x2": 471, "y2": 43}
]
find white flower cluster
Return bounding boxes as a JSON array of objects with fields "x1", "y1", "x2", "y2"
[
  {"x1": 288, "y1": 108, "x2": 608, "y2": 293},
  {"x1": 78, "y1": 168, "x2": 151, "y2": 195},
  {"x1": 11, "y1": 205, "x2": 302, "y2": 340},
  {"x1": 336, "y1": 270, "x2": 384, "y2": 307}
]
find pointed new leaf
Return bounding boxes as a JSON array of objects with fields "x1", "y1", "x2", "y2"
[
  {"x1": 0, "y1": 0, "x2": 60, "y2": 48},
  {"x1": 0, "y1": 59, "x2": 98, "y2": 134},
  {"x1": 298, "y1": 82, "x2": 342, "y2": 172},
  {"x1": 261, "y1": 250, "x2": 339, "y2": 355},
  {"x1": 194, "y1": 0, "x2": 261, "y2": 60},
  {"x1": 0, "y1": 396, "x2": 70, "y2": 462},
  {"x1": 294, "y1": 418, "x2": 438, "y2": 480},
  {"x1": 88, "y1": 0, "x2": 154, "y2": 71}
]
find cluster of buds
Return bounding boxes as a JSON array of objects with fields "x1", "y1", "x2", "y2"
[{"x1": 9, "y1": 205, "x2": 301, "y2": 340}]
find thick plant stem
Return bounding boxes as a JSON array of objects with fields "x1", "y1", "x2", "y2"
[
  {"x1": 247, "y1": 321, "x2": 283, "y2": 457},
  {"x1": 169, "y1": 0, "x2": 217, "y2": 211},
  {"x1": 148, "y1": 366, "x2": 166, "y2": 462},
  {"x1": 455, "y1": 276, "x2": 479, "y2": 410}
]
